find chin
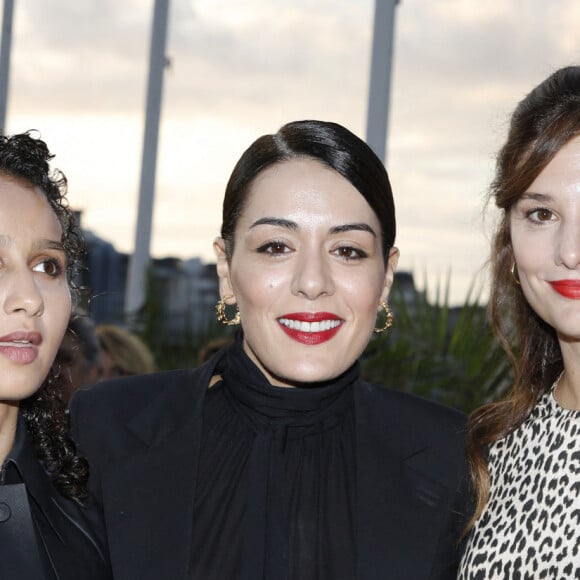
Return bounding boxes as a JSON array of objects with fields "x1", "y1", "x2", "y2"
[
  {"x1": 0, "y1": 374, "x2": 46, "y2": 402},
  {"x1": 0, "y1": 386, "x2": 41, "y2": 402},
  {"x1": 275, "y1": 365, "x2": 345, "y2": 386},
  {"x1": 555, "y1": 327, "x2": 580, "y2": 343}
]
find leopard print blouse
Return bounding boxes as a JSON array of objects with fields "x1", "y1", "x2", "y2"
[{"x1": 459, "y1": 388, "x2": 580, "y2": 579}]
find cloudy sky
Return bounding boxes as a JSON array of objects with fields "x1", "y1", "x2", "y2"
[{"x1": 5, "y1": 0, "x2": 580, "y2": 303}]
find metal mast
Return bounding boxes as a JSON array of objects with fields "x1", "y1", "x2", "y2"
[
  {"x1": 0, "y1": 0, "x2": 15, "y2": 134},
  {"x1": 125, "y1": 0, "x2": 170, "y2": 319},
  {"x1": 365, "y1": 0, "x2": 399, "y2": 164}
]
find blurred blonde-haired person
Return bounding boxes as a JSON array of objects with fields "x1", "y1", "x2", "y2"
[{"x1": 96, "y1": 325, "x2": 155, "y2": 380}]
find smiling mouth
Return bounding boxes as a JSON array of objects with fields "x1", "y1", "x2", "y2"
[
  {"x1": 549, "y1": 280, "x2": 580, "y2": 299},
  {"x1": 277, "y1": 314, "x2": 343, "y2": 345},
  {"x1": 278, "y1": 318, "x2": 342, "y2": 333}
]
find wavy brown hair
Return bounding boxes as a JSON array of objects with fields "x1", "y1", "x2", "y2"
[
  {"x1": 0, "y1": 132, "x2": 88, "y2": 504},
  {"x1": 465, "y1": 66, "x2": 580, "y2": 532}
]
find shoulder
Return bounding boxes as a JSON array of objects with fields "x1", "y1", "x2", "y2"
[
  {"x1": 69, "y1": 366, "x2": 209, "y2": 454},
  {"x1": 357, "y1": 380, "x2": 466, "y2": 428},
  {"x1": 355, "y1": 380, "x2": 467, "y2": 460},
  {"x1": 71, "y1": 368, "x2": 200, "y2": 418}
]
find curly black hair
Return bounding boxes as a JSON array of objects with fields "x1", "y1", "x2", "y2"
[{"x1": 0, "y1": 132, "x2": 88, "y2": 504}]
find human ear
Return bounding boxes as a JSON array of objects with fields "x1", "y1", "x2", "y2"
[
  {"x1": 380, "y1": 246, "x2": 400, "y2": 303},
  {"x1": 213, "y1": 237, "x2": 235, "y2": 302}
]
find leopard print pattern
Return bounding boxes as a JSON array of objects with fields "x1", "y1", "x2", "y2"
[{"x1": 459, "y1": 388, "x2": 580, "y2": 579}]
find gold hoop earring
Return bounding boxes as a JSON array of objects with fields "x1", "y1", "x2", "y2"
[
  {"x1": 215, "y1": 295, "x2": 241, "y2": 326},
  {"x1": 373, "y1": 301, "x2": 394, "y2": 333},
  {"x1": 510, "y1": 262, "x2": 521, "y2": 286}
]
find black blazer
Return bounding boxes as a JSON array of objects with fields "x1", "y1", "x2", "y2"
[
  {"x1": 0, "y1": 417, "x2": 112, "y2": 580},
  {"x1": 70, "y1": 352, "x2": 470, "y2": 580}
]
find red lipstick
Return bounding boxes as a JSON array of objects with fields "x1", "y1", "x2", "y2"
[
  {"x1": 277, "y1": 312, "x2": 343, "y2": 345},
  {"x1": 549, "y1": 280, "x2": 580, "y2": 299},
  {"x1": 0, "y1": 331, "x2": 42, "y2": 363}
]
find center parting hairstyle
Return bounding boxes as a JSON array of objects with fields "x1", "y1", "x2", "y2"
[
  {"x1": 0, "y1": 132, "x2": 88, "y2": 505},
  {"x1": 220, "y1": 120, "x2": 396, "y2": 262},
  {"x1": 465, "y1": 66, "x2": 580, "y2": 532}
]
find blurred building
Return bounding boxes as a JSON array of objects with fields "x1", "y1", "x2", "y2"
[{"x1": 76, "y1": 215, "x2": 220, "y2": 337}]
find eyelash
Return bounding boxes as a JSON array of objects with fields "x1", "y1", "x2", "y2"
[
  {"x1": 256, "y1": 241, "x2": 290, "y2": 255},
  {"x1": 525, "y1": 207, "x2": 556, "y2": 224},
  {"x1": 256, "y1": 241, "x2": 368, "y2": 261},
  {"x1": 333, "y1": 246, "x2": 368, "y2": 261},
  {"x1": 33, "y1": 257, "x2": 65, "y2": 277}
]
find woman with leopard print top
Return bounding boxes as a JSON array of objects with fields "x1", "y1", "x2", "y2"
[{"x1": 460, "y1": 66, "x2": 580, "y2": 578}]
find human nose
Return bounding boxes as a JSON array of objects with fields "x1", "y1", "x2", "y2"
[
  {"x1": 3, "y1": 268, "x2": 44, "y2": 317},
  {"x1": 557, "y1": 219, "x2": 580, "y2": 270},
  {"x1": 290, "y1": 247, "x2": 335, "y2": 299}
]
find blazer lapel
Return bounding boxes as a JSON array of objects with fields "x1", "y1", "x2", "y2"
[
  {"x1": 14, "y1": 419, "x2": 110, "y2": 580},
  {"x1": 101, "y1": 363, "x2": 214, "y2": 580},
  {"x1": 355, "y1": 381, "x2": 452, "y2": 580}
]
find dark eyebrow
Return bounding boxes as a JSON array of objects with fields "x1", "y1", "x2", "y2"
[
  {"x1": 0, "y1": 236, "x2": 64, "y2": 252},
  {"x1": 520, "y1": 192, "x2": 553, "y2": 202},
  {"x1": 249, "y1": 218, "x2": 377, "y2": 238},
  {"x1": 32, "y1": 239, "x2": 66, "y2": 252},
  {"x1": 250, "y1": 217, "x2": 298, "y2": 230},
  {"x1": 329, "y1": 223, "x2": 377, "y2": 237}
]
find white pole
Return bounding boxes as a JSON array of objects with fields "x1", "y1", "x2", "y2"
[
  {"x1": 125, "y1": 0, "x2": 170, "y2": 318},
  {"x1": 365, "y1": 0, "x2": 399, "y2": 165},
  {"x1": 0, "y1": 0, "x2": 15, "y2": 134}
]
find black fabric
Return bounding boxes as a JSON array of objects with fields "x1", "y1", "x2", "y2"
[
  {"x1": 0, "y1": 414, "x2": 112, "y2": 580},
  {"x1": 0, "y1": 483, "x2": 49, "y2": 579},
  {"x1": 190, "y1": 340, "x2": 357, "y2": 580},
  {"x1": 70, "y1": 348, "x2": 471, "y2": 580}
]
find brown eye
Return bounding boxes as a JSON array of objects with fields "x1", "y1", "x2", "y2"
[
  {"x1": 269, "y1": 242, "x2": 287, "y2": 254},
  {"x1": 536, "y1": 209, "x2": 553, "y2": 221},
  {"x1": 527, "y1": 208, "x2": 555, "y2": 224},
  {"x1": 32, "y1": 258, "x2": 63, "y2": 276},
  {"x1": 333, "y1": 246, "x2": 367, "y2": 261},
  {"x1": 257, "y1": 241, "x2": 290, "y2": 255}
]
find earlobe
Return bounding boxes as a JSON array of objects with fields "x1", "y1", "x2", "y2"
[{"x1": 213, "y1": 237, "x2": 234, "y2": 299}]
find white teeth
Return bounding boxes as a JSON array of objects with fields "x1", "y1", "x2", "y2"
[{"x1": 278, "y1": 318, "x2": 342, "y2": 332}]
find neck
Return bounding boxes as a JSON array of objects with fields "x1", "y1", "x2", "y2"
[
  {"x1": 554, "y1": 372, "x2": 580, "y2": 410},
  {"x1": 555, "y1": 340, "x2": 580, "y2": 410},
  {"x1": 0, "y1": 402, "x2": 19, "y2": 465}
]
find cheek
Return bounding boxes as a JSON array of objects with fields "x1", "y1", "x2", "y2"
[
  {"x1": 513, "y1": 238, "x2": 548, "y2": 277},
  {"x1": 342, "y1": 266, "x2": 385, "y2": 299},
  {"x1": 232, "y1": 268, "x2": 286, "y2": 309},
  {"x1": 45, "y1": 285, "x2": 72, "y2": 340}
]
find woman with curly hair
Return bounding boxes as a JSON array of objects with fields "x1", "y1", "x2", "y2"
[
  {"x1": 0, "y1": 132, "x2": 111, "y2": 579},
  {"x1": 459, "y1": 66, "x2": 580, "y2": 577}
]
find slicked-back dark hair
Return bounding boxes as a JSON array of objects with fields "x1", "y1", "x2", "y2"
[
  {"x1": 0, "y1": 132, "x2": 88, "y2": 504},
  {"x1": 220, "y1": 120, "x2": 396, "y2": 261}
]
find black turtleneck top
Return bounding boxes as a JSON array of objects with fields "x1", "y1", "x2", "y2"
[{"x1": 189, "y1": 339, "x2": 358, "y2": 580}]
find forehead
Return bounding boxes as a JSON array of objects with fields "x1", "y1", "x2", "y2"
[
  {"x1": 525, "y1": 136, "x2": 580, "y2": 196},
  {"x1": 0, "y1": 175, "x2": 61, "y2": 234},
  {"x1": 240, "y1": 158, "x2": 379, "y2": 227}
]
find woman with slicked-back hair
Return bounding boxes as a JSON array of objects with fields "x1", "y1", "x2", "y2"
[
  {"x1": 71, "y1": 120, "x2": 470, "y2": 580},
  {"x1": 460, "y1": 66, "x2": 580, "y2": 577}
]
